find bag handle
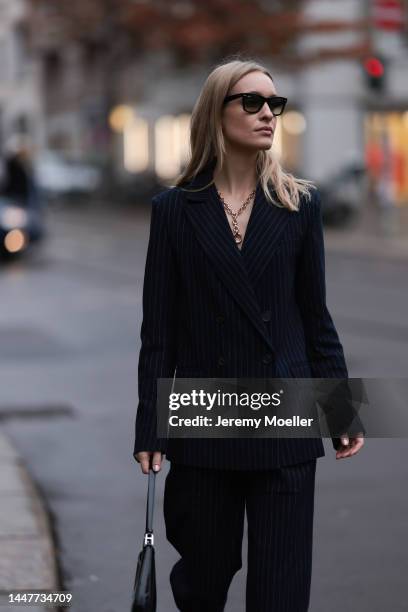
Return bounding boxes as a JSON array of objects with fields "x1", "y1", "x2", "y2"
[{"x1": 143, "y1": 468, "x2": 156, "y2": 545}]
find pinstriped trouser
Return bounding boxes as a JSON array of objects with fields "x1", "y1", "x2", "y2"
[{"x1": 163, "y1": 459, "x2": 317, "y2": 612}]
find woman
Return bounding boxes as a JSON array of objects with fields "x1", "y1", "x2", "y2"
[{"x1": 134, "y1": 58, "x2": 365, "y2": 612}]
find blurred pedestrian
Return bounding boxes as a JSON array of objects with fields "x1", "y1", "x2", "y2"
[{"x1": 1, "y1": 135, "x2": 41, "y2": 210}]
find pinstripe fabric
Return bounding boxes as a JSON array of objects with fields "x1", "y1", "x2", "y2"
[
  {"x1": 164, "y1": 459, "x2": 317, "y2": 612},
  {"x1": 133, "y1": 156, "x2": 349, "y2": 469}
]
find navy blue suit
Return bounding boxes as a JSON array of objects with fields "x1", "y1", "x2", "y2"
[
  {"x1": 133, "y1": 156, "x2": 348, "y2": 469},
  {"x1": 133, "y1": 157, "x2": 352, "y2": 611}
]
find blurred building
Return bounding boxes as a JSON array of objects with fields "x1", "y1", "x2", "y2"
[
  {"x1": 300, "y1": 0, "x2": 408, "y2": 212},
  {"x1": 9, "y1": 0, "x2": 408, "y2": 220},
  {"x1": 0, "y1": 0, "x2": 44, "y2": 153},
  {"x1": 105, "y1": 0, "x2": 408, "y2": 214}
]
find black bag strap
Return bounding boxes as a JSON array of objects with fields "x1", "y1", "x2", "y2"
[{"x1": 144, "y1": 468, "x2": 156, "y2": 543}]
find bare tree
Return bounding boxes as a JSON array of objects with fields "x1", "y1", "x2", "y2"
[{"x1": 28, "y1": 0, "x2": 373, "y2": 67}]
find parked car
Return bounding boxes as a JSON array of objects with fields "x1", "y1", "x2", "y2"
[
  {"x1": 34, "y1": 150, "x2": 102, "y2": 202},
  {"x1": 316, "y1": 161, "x2": 367, "y2": 227},
  {"x1": 0, "y1": 195, "x2": 45, "y2": 259}
]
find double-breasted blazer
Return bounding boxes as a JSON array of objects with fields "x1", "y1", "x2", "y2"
[{"x1": 133, "y1": 156, "x2": 348, "y2": 470}]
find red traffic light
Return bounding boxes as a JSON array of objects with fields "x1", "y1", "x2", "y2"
[{"x1": 364, "y1": 57, "x2": 384, "y2": 77}]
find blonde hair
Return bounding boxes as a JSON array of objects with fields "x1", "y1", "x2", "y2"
[{"x1": 174, "y1": 56, "x2": 316, "y2": 211}]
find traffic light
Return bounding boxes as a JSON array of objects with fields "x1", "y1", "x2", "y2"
[{"x1": 363, "y1": 56, "x2": 386, "y2": 92}]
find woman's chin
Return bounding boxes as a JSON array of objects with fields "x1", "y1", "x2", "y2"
[{"x1": 258, "y1": 141, "x2": 273, "y2": 151}]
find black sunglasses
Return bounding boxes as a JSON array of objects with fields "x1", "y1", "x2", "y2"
[{"x1": 223, "y1": 93, "x2": 287, "y2": 116}]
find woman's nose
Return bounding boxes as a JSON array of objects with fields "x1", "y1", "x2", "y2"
[{"x1": 259, "y1": 102, "x2": 274, "y2": 120}]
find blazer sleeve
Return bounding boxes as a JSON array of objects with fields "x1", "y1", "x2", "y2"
[
  {"x1": 295, "y1": 188, "x2": 365, "y2": 449},
  {"x1": 133, "y1": 195, "x2": 178, "y2": 459},
  {"x1": 295, "y1": 188, "x2": 348, "y2": 379}
]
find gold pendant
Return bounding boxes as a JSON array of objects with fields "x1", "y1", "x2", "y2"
[{"x1": 234, "y1": 233, "x2": 242, "y2": 244}]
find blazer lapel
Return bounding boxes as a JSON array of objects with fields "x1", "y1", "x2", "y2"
[
  {"x1": 180, "y1": 159, "x2": 293, "y2": 354},
  {"x1": 239, "y1": 182, "x2": 293, "y2": 285}
]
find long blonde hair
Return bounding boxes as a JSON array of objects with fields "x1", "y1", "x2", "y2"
[{"x1": 174, "y1": 56, "x2": 316, "y2": 211}]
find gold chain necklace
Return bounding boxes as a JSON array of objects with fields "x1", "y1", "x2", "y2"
[{"x1": 216, "y1": 187, "x2": 256, "y2": 244}]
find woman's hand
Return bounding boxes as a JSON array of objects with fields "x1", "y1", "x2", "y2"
[
  {"x1": 336, "y1": 434, "x2": 365, "y2": 460},
  {"x1": 135, "y1": 451, "x2": 164, "y2": 474}
]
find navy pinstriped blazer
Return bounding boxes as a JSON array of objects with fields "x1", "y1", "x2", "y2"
[{"x1": 133, "y1": 157, "x2": 348, "y2": 470}]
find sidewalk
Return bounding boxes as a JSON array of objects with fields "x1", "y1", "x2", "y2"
[
  {"x1": 324, "y1": 204, "x2": 408, "y2": 261},
  {"x1": 0, "y1": 431, "x2": 60, "y2": 611},
  {"x1": 325, "y1": 226, "x2": 408, "y2": 261}
]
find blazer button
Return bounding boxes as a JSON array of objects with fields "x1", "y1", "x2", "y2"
[
  {"x1": 217, "y1": 356, "x2": 225, "y2": 366},
  {"x1": 262, "y1": 310, "x2": 271, "y2": 322},
  {"x1": 216, "y1": 314, "x2": 225, "y2": 323},
  {"x1": 262, "y1": 353, "x2": 273, "y2": 364}
]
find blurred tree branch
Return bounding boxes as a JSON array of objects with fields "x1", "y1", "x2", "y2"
[
  {"x1": 25, "y1": 0, "x2": 374, "y2": 189},
  {"x1": 28, "y1": 0, "x2": 373, "y2": 68}
]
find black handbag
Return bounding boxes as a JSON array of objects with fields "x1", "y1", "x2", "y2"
[{"x1": 131, "y1": 468, "x2": 157, "y2": 612}]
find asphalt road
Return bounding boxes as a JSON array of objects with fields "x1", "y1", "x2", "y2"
[{"x1": 0, "y1": 201, "x2": 407, "y2": 612}]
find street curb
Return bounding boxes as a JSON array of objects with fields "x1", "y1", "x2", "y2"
[{"x1": 0, "y1": 430, "x2": 60, "y2": 611}]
